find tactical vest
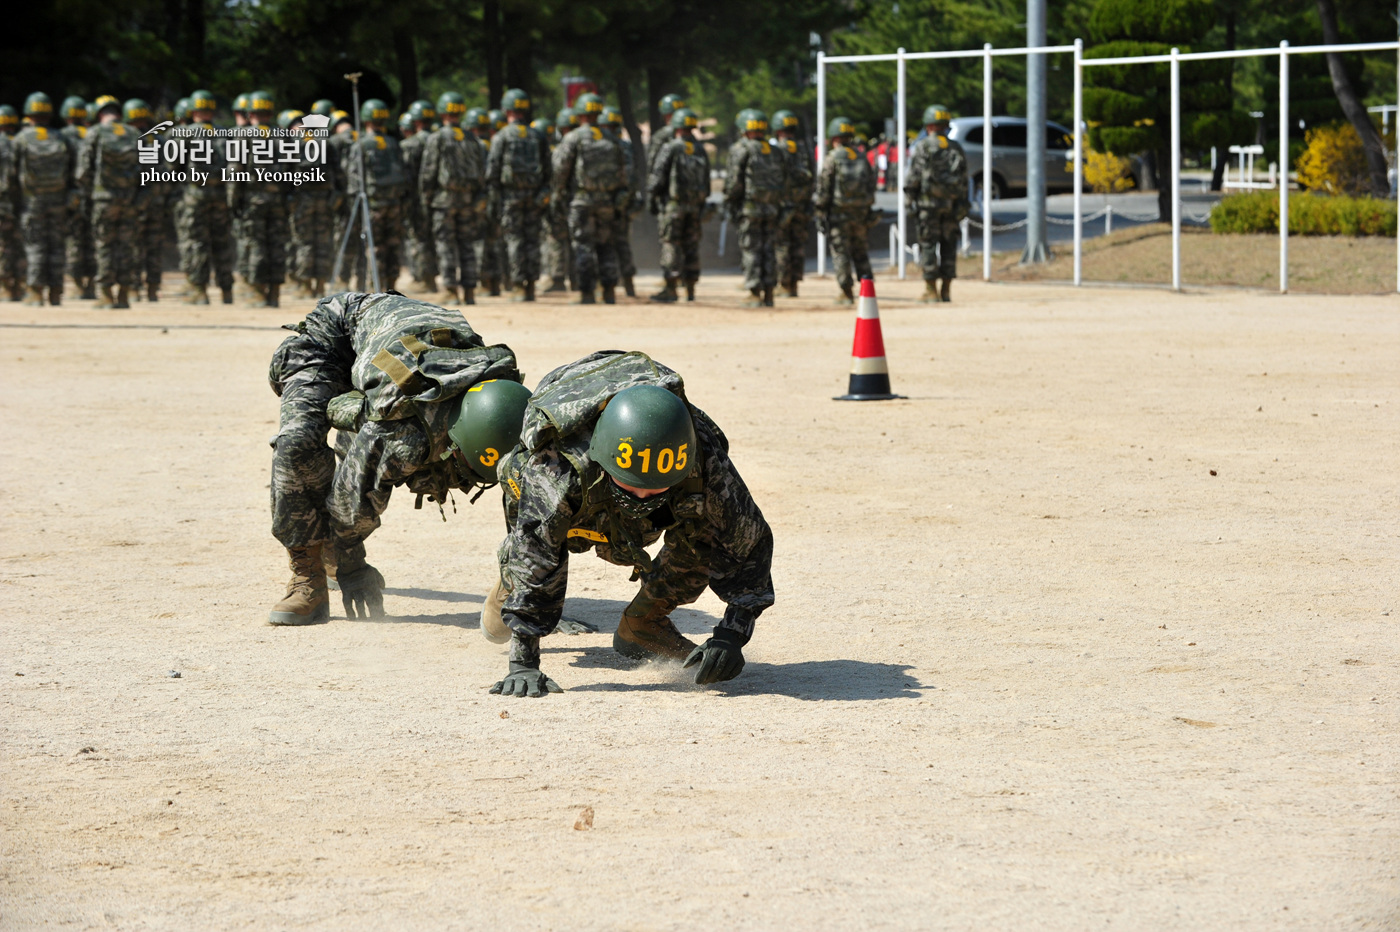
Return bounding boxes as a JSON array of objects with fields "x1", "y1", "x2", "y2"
[
  {"x1": 0, "y1": 135, "x2": 16, "y2": 217},
  {"x1": 738, "y1": 138, "x2": 783, "y2": 206},
  {"x1": 89, "y1": 123, "x2": 139, "y2": 198},
  {"x1": 568, "y1": 126, "x2": 626, "y2": 193},
  {"x1": 18, "y1": 126, "x2": 70, "y2": 197},
  {"x1": 494, "y1": 123, "x2": 545, "y2": 189},
  {"x1": 919, "y1": 136, "x2": 968, "y2": 202},
  {"x1": 358, "y1": 131, "x2": 406, "y2": 200},
  {"x1": 667, "y1": 139, "x2": 709, "y2": 207},
  {"x1": 433, "y1": 126, "x2": 483, "y2": 193},
  {"x1": 830, "y1": 145, "x2": 873, "y2": 209},
  {"x1": 781, "y1": 138, "x2": 814, "y2": 202}
]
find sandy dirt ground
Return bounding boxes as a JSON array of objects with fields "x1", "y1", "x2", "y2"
[{"x1": 1, "y1": 272, "x2": 1397, "y2": 931}]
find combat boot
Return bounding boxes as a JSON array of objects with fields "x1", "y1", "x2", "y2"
[
  {"x1": 147, "y1": 282, "x2": 159, "y2": 302},
  {"x1": 221, "y1": 285, "x2": 234, "y2": 304},
  {"x1": 571, "y1": 288, "x2": 596, "y2": 305},
  {"x1": 920, "y1": 280, "x2": 940, "y2": 304},
  {"x1": 479, "y1": 576, "x2": 511, "y2": 644},
  {"x1": 462, "y1": 286, "x2": 476, "y2": 305},
  {"x1": 268, "y1": 542, "x2": 330, "y2": 626},
  {"x1": 614, "y1": 599, "x2": 698, "y2": 662},
  {"x1": 81, "y1": 278, "x2": 96, "y2": 300},
  {"x1": 190, "y1": 285, "x2": 210, "y2": 305},
  {"x1": 684, "y1": 280, "x2": 696, "y2": 302},
  {"x1": 762, "y1": 286, "x2": 775, "y2": 307},
  {"x1": 649, "y1": 278, "x2": 678, "y2": 303},
  {"x1": 940, "y1": 278, "x2": 952, "y2": 302},
  {"x1": 114, "y1": 285, "x2": 130, "y2": 309},
  {"x1": 486, "y1": 277, "x2": 501, "y2": 297},
  {"x1": 95, "y1": 284, "x2": 115, "y2": 308},
  {"x1": 836, "y1": 284, "x2": 854, "y2": 306},
  {"x1": 544, "y1": 276, "x2": 566, "y2": 293},
  {"x1": 783, "y1": 280, "x2": 799, "y2": 298},
  {"x1": 23, "y1": 286, "x2": 44, "y2": 306},
  {"x1": 601, "y1": 284, "x2": 616, "y2": 305},
  {"x1": 742, "y1": 287, "x2": 763, "y2": 308},
  {"x1": 509, "y1": 285, "x2": 527, "y2": 302},
  {"x1": 263, "y1": 283, "x2": 279, "y2": 308},
  {"x1": 47, "y1": 287, "x2": 62, "y2": 306},
  {"x1": 524, "y1": 281, "x2": 536, "y2": 302},
  {"x1": 622, "y1": 275, "x2": 636, "y2": 298}
]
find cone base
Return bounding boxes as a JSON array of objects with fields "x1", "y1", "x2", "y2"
[{"x1": 833, "y1": 393, "x2": 905, "y2": 401}]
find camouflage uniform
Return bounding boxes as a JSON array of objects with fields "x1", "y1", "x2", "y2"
[
  {"x1": 347, "y1": 128, "x2": 407, "y2": 289},
  {"x1": 473, "y1": 132, "x2": 505, "y2": 292},
  {"x1": 551, "y1": 125, "x2": 628, "y2": 294},
  {"x1": 496, "y1": 350, "x2": 774, "y2": 667},
  {"x1": 399, "y1": 129, "x2": 436, "y2": 286},
  {"x1": 175, "y1": 123, "x2": 234, "y2": 292},
  {"x1": 288, "y1": 130, "x2": 337, "y2": 288},
  {"x1": 648, "y1": 135, "x2": 709, "y2": 285},
  {"x1": 722, "y1": 137, "x2": 786, "y2": 292},
  {"x1": 420, "y1": 125, "x2": 485, "y2": 293},
  {"x1": 0, "y1": 132, "x2": 23, "y2": 299},
  {"x1": 268, "y1": 292, "x2": 520, "y2": 552},
  {"x1": 136, "y1": 149, "x2": 169, "y2": 296},
  {"x1": 486, "y1": 121, "x2": 551, "y2": 288},
  {"x1": 904, "y1": 133, "x2": 969, "y2": 281},
  {"x1": 328, "y1": 128, "x2": 361, "y2": 288},
  {"x1": 15, "y1": 123, "x2": 73, "y2": 294},
  {"x1": 611, "y1": 130, "x2": 641, "y2": 288},
  {"x1": 775, "y1": 138, "x2": 814, "y2": 289},
  {"x1": 814, "y1": 143, "x2": 878, "y2": 292},
  {"x1": 59, "y1": 123, "x2": 95, "y2": 293},
  {"x1": 645, "y1": 123, "x2": 678, "y2": 178},
  {"x1": 228, "y1": 127, "x2": 288, "y2": 288}
]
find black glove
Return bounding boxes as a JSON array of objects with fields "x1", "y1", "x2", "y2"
[
  {"x1": 490, "y1": 661, "x2": 563, "y2": 697},
  {"x1": 339, "y1": 563, "x2": 385, "y2": 619},
  {"x1": 682, "y1": 626, "x2": 746, "y2": 685}
]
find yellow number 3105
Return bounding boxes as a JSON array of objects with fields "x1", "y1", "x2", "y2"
[{"x1": 614, "y1": 442, "x2": 687, "y2": 475}]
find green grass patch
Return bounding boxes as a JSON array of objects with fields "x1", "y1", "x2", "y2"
[{"x1": 1210, "y1": 191, "x2": 1397, "y2": 236}]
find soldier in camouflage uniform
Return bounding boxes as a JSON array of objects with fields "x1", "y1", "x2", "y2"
[
  {"x1": 0, "y1": 105, "x2": 18, "y2": 137},
  {"x1": 485, "y1": 350, "x2": 774, "y2": 697},
  {"x1": 647, "y1": 108, "x2": 708, "y2": 303},
  {"x1": 551, "y1": 92, "x2": 628, "y2": 305},
  {"x1": 279, "y1": 109, "x2": 336, "y2": 299},
  {"x1": 723, "y1": 108, "x2": 785, "y2": 307},
  {"x1": 814, "y1": 116, "x2": 877, "y2": 306},
  {"x1": 267, "y1": 291, "x2": 528, "y2": 625},
  {"x1": 771, "y1": 109, "x2": 814, "y2": 298},
  {"x1": 420, "y1": 92, "x2": 484, "y2": 305},
  {"x1": 77, "y1": 96, "x2": 140, "y2": 307},
  {"x1": 16, "y1": 93, "x2": 73, "y2": 306},
  {"x1": 399, "y1": 100, "x2": 438, "y2": 293},
  {"x1": 58, "y1": 97, "x2": 95, "y2": 299},
  {"x1": 123, "y1": 99, "x2": 167, "y2": 301},
  {"x1": 345, "y1": 99, "x2": 407, "y2": 293},
  {"x1": 0, "y1": 108, "x2": 25, "y2": 301},
  {"x1": 176, "y1": 91, "x2": 234, "y2": 305},
  {"x1": 645, "y1": 93, "x2": 686, "y2": 179},
  {"x1": 465, "y1": 108, "x2": 505, "y2": 296},
  {"x1": 541, "y1": 107, "x2": 578, "y2": 292},
  {"x1": 229, "y1": 92, "x2": 288, "y2": 306},
  {"x1": 486, "y1": 88, "x2": 551, "y2": 302},
  {"x1": 904, "y1": 105, "x2": 968, "y2": 303},
  {"x1": 326, "y1": 109, "x2": 364, "y2": 290},
  {"x1": 601, "y1": 107, "x2": 641, "y2": 298}
]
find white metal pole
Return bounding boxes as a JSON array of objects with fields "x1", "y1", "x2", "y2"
[
  {"x1": 1171, "y1": 47, "x2": 1181, "y2": 292},
  {"x1": 983, "y1": 43, "x2": 993, "y2": 281},
  {"x1": 817, "y1": 51, "x2": 827, "y2": 278},
  {"x1": 1073, "y1": 37, "x2": 1083, "y2": 286},
  {"x1": 1279, "y1": 41, "x2": 1289, "y2": 294},
  {"x1": 897, "y1": 47, "x2": 907, "y2": 280}
]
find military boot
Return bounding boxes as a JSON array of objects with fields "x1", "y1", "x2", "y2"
[
  {"x1": 268, "y1": 542, "x2": 330, "y2": 626},
  {"x1": 190, "y1": 285, "x2": 210, "y2": 305},
  {"x1": 601, "y1": 284, "x2": 616, "y2": 305},
  {"x1": 486, "y1": 277, "x2": 501, "y2": 297},
  {"x1": 524, "y1": 281, "x2": 536, "y2": 302},
  {"x1": 147, "y1": 282, "x2": 159, "y2": 302},
  {"x1": 263, "y1": 283, "x2": 280, "y2": 308},
  {"x1": 23, "y1": 286, "x2": 44, "y2": 306},
  {"x1": 940, "y1": 278, "x2": 952, "y2": 302},
  {"x1": 479, "y1": 576, "x2": 511, "y2": 644},
  {"x1": 783, "y1": 280, "x2": 799, "y2": 298},
  {"x1": 623, "y1": 275, "x2": 636, "y2": 298},
  {"x1": 95, "y1": 284, "x2": 115, "y2": 308},
  {"x1": 48, "y1": 287, "x2": 62, "y2": 306},
  {"x1": 742, "y1": 287, "x2": 764, "y2": 308},
  {"x1": 920, "y1": 280, "x2": 940, "y2": 304},
  {"x1": 462, "y1": 286, "x2": 476, "y2": 305},
  {"x1": 544, "y1": 276, "x2": 567, "y2": 293},
  {"x1": 684, "y1": 280, "x2": 696, "y2": 302},
  {"x1": 81, "y1": 278, "x2": 96, "y2": 300},
  {"x1": 762, "y1": 286, "x2": 775, "y2": 307},
  {"x1": 508, "y1": 285, "x2": 527, "y2": 302},
  {"x1": 114, "y1": 285, "x2": 131, "y2": 309},
  {"x1": 614, "y1": 598, "x2": 698, "y2": 662},
  {"x1": 221, "y1": 285, "x2": 234, "y2": 304},
  {"x1": 313, "y1": 279, "x2": 326, "y2": 298},
  {"x1": 571, "y1": 288, "x2": 596, "y2": 305},
  {"x1": 836, "y1": 284, "x2": 854, "y2": 306},
  {"x1": 649, "y1": 278, "x2": 678, "y2": 303}
]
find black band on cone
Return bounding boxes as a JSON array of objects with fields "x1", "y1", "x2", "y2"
[{"x1": 847, "y1": 372, "x2": 890, "y2": 395}]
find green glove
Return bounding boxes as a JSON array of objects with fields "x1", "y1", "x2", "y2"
[
  {"x1": 682, "y1": 626, "x2": 746, "y2": 685},
  {"x1": 490, "y1": 661, "x2": 563, "y2": 697},
  {"x1": 339, "y1": 563, "x2": 385, "y2": 619}
]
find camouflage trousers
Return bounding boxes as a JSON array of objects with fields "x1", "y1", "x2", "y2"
[
  {"x1": 658, "y1": 203, "x2": 702, "y2": 282},
  {"x1": 176, "y1": 193, "x2": 234, "y2": 289},
  {"x1": 138, "y1": 191, "x2": 167, "y2": 289},
  {"x1": 828, "y1": 212, "x2": 873, "y2": 291},
  {"x1": 267, "y1": 316, "x2": 354, "y2": 548},
  {"x1": 431, "y1": 203, "x2": 477, "y2": 290},
  {"x1": 613, "y1": 212, "x2": 636, "y2": 280},
  {"x1": 66, "y1": 198, "x2": 95, "y2": 287},
  {"x1": 0, "y1": 211, "x2": 25, "y2": 294},
  {"x1": 567, "y1": 200, "x2": 619, "y2": 292},
  {"x1": 91, "y1": 195, "x2": 138, "y2": 288},
  {"x1": 365, "y1": 199, "x2": 403, "y2": 291},
  {"x1": 542, "y1": 212, "x2": 573, "y2": 285},
  {"x1": 404, "y1": 202, "x2": 437, "y2": 284},
  {"x1": 241, "y1": 198, "x2": 288, "y2": 285},
  {"x1": 738, "y1": 212, "x2": 777, "y2": 291},
  {"x1": 289, "y1": 190, "x2": 336, "y2": 284},
  {"x1": 22, "y1": 193, "x2": 68, "y2": 290},
  {"x1": 917, "y1": 208, "x2": 959, "y2": 279},
  {"x1": 775, "y1": 206, "x2": 809, "y2": 285},
  {"x1": 475, "y1": 226, "x2": 509, "y2": 288},
  {"x1": 500, "y1": 193, "x2": 543, "y2": 285}
]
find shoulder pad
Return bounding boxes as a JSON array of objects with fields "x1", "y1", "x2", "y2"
[
  {"x1": 785, "y1": 139, "x2": 797, "y2": 153},
  {"x1": 77, "y1": 126, "x2": 87, "y2": 138},
  {"x1": 759, "y1": 141, "x2": 770, "y2": 155},
  {"x1": 452, "y1": 127, "x2": 464, "y2": 141},
  {"x1": 845, "y1": 147, "x2": 856, "y2": 160},
  {"x1": 683, "y1": 141, "x2": 694, "y2": 155},
  {"x1": 937, "y1": 135, "x2": 948, "y2": 149},
  {"x1": 34, "y1": 127, "x2": 48, "y2": 140},
  {"x1": 112, "y1": 125, "x2": 125, "y2": 137},
  {"x1": 516, "y1": 125, "x2": 527, "y2": 137},
  {"x1": 590, "y1": 127, "x2": 602, "y2": 141}
]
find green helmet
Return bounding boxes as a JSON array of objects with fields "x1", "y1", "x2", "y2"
[
  {"x1": 278, "y1": 109, "x2": 305, "y2": 129},
  {"x1": 23, "y1": 92, "x2": 53, "y2": 118},
  {"x1": 437, "y1": 91, "x2": 466, "y2": 117},
  {"x1": 530, "y1": 116, "x2": 553, "y2": 133},
  {"x1": 488, "y1": 108, "x2": 505, "y2": 129},
  {"x1": 500, "y1": 88, "x2": 531, "y2": 114},
  {"x1": 827, "y1": 115, "x2": 855, "y2": 138},
  {"x1": 658, "y1": 93, "x2": 686, "y2": 117},
  {"x1": 922, "y1": 104, "x2": 952, "y2": 126},
  {"x1": 248, "y1": 90, "x2": 275, "y2": 114},
  {"x1": 360, "y1": 98, "x2": 390, "y2": 123},
  {"x1": 589, "y1": 385, "x2": 697, "y2": 489},
  {"x1": 310, "y1": 98, "x2": 335, "y2": 117},
  {"x1": 465, "y1": 107, "x2": 490, "y2": 131},
  {"x1": 600, "y1": 106, "x2": 623, "y2": 128},
  {"x1": 446, "y1": 379, "x2": 533, "y2": 483},
  {"x1": 60, "y1": 96, "x2": 88, "y2": 121},
  {"x1": 771, "y1": 109, "x2": 799, "y2": 132},
  {"x1": 397, "y1": 111, "x2": 413, "y2": 132},
  {"x1": 0, "y1": 106, "x2": 17, "y2": 129},
  {"x1": 556, "y1": 107, "x2": 579, "y2": 129},
  {"x1": 232, "y1": 93, "x2": 250, "y2": 114},
  {"x1": 123, "y1": 98, "x2": 153, "y2": 124},
  {"x1": 574, "y1": 92, "x2": 604, "y2": 116},
  {"x1": 173, "y1": 98, "x2": 191, "y2": 122},
  {"x1": 190, "y1": 89, "x2": 218, "y2": 112},
  {"x1": 670, "y1": 107, "x2": 698, "y2": 130},
  {"x1": 408, "y1": 99, "x2": 435, "y2": 123},
  {"x1": 736, "y1": 109, "x2": 768, "y2": 134}
]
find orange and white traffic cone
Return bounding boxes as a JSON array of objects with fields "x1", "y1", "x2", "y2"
[{"x1": 835, "y1": 277, "x2": 903, "y2": 401}]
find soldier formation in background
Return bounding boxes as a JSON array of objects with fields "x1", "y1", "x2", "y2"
[{"x1": 0, "y1": 84, "x2": 966, "y2": 308}]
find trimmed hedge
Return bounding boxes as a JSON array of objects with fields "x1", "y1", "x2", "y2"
[{"x1": 1210, "y1": 191, "x2": 1397, "y2": 236}]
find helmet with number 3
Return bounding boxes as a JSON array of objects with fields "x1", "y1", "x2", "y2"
[
  {"x1": 588, "y1": 385, "x2": 697, "y2": 489},
  {"x1": 446, "y1": 379, "x2": 533, "y2": 483}
]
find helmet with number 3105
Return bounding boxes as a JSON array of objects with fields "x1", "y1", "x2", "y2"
[
  {"x1": 446, "y1": 379, "x2": 533, "y2": 483},
  {"x1": 588, "y1": 385, "x2": 697, "y2": 489}
]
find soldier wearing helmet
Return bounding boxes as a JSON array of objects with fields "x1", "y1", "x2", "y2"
[
  {"x1": 486, "y1": 350, "x2": 774, "y2": 697},
  {"x1": 342, "y1": 98, "x2": 408, "y2": 294},
  {"x1": 770, "y1": 109, "x2": 814, "y2": 298},
  {"x1": 647, "y1": 108, "x2": 708, "y2": 303},
  {"x1": 464, "y1": 107, "x2": 507, "y2": 296},
  {"x1": 280, "y1": 108, "x2": 336, "y2": 299},
  {"x1": 175, "y1": 90, "x2": 234, "y2": 304},
  {"x1": 541, "y1": 107, "x2": 580, "y2": 293},
  {"x1": 58, "y1": 96, "x2": 96, "y2": 300},
  {"x1": 601, "y1": 106, "x2": 641, "y2": 297},
  {"x1": 0, "y1": 107, "x2": 21, "y2": 300},
  {"x1": 485, "y1": 88, "x2": 551, "y2": 301},
  {"x1": 645, "y1": 93, "x2": 687, "y2": 178},
  {"x1": 904, "y1": 104, "x2": 968, "y2": 303},
  {"x1": 399, "y1": 99, "x2": 440, "y2": 295},
  {"x1": 229, "y1": 91, "x2": 289, "y2": 306},
  {"x1": 122, "y1": 98, "x2": 169, "y2": 302},
  {"x1": 266, "y1": 293, "x2": 526, "y2": 626},
  {"x1": 550, "y1": 92, "x2": 628, "y2": 304},
  {"x1": 74, "y1": 95, "x2": 137, "y2": 307},
  {"x1": 814, "y1": 116, "x2": 877, "y2": 305},
  {"x1": 420, "y1": 91, "x2": 486, "y2": 304},
  {"x1": 326, "y1": 107, "x2": 360, "y2": 290},
  {"x1": 0, "y1": 104, "x2": 19, "y2": 136},
  {"x1": 15, "y1": 92, "x2": 74, "y2": 305},
  {"x1": 723, "y1": 108, "x2": 785, "y2": 306}
]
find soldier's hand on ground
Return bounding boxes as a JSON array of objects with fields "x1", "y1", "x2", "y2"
[
  {"x1": 338, "y1": 564, "x2": 385, "y2": 619},
  {"x1": 682, "y1": 627, "x2": 746, "y2": 685},
  {"x1": 489, "y1": 662, "x2": 562, "y2": 697}
]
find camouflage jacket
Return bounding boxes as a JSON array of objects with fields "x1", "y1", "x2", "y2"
[
  {"x1": 904, "y1": 134, "x2": 969, "y2": 212},
  {"x1": 328, "y1": 128, "x2": 357, "y2": 195},
  {"x1": 775, "y1": 137, "x2": 814, "y2": 211},
  {"x1": 648, "y1": 135, "x2": 710, "y2": 209},
  {"x1": 16, "y1": 124, "x2": 74, "y2": 201},
  {"x1": 229, "y1": 126, "x2": 288, "y2": 211},
  {"x1": 485, "y1": 121, "x2": 552, "y2": 195},
  {"x1": 419, "y1": 124, "x2": 485, "y2": 210},
  {"x1": 645, "y1": 123, "x2": 677, "y2": 176},
  {"x1": 183, "y1": 122, "x2": 227, "y2": 199},
  {"x1": 0, "y1": 133, "x2": 17, "y2": 218},
  {"x1": 347, "y1": 129, "x2": 407, "y2": 204},
  {"x1": 552, "y1": 124, "x2": 628, "y2": 208},
  {"x1": 497, "y1": 350, "x2": 774, "y2": 644},
  {"x1": 289, "y1": 292, "x2": 521, "y2": 543},
  {"x1": 723, "y1": 137, "x2": 785, "y2": 219},
  {"x1": 814, "y1": 143, "x2": 876, "y2": 217}
]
